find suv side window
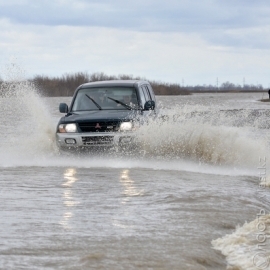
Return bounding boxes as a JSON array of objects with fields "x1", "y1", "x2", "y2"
[
  {"x1": 146, "y1": 84, "x2": 156, "y2": 102},
  {"x1": 142, "y1": 85, "x2": 151, "y2": 101},
  {"x1": 138, "y1": 86, "x2": 147, "y2": 107}
]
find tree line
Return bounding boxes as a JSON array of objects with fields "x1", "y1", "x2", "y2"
[
  {"x1": 31, "y1": 72, "x2": 191, "y2": 97},
  {"x1": 0, "y1": 72, "x2": 266, "y2": 97}
]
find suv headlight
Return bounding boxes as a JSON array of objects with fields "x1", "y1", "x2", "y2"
[
  {"x1": 119, "y1": 121, "x2": 133, "y2": 131},
  {"x1": 58, "y1": 123, "x2": 77, "y2": 133}
]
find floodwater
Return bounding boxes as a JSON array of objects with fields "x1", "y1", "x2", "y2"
[{"x1": 0, "y1": 81, "x2": 270, "y2": 270}]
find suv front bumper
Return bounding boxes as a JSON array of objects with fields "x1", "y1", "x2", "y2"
[{"x1": 56, "y1": 132, "x2": 135, "y2": 149}]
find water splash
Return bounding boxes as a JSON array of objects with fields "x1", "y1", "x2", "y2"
[
  {"x1": 0, "y1": 63, "x2": 57, "y2": 160},
  {"x1": 212, "y1": 215, "x2": 270, "y2": 270},
  {"x1": 136, "y1": 107, "x2": 269, "y2": 167}
]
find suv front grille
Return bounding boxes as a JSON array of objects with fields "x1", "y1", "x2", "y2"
[
  {"x1": 82, "y1": 136, "x2": 114, "y2": 145},
  {"x1": 78, "y1": 121, "x2": 119, "y2": 132}
]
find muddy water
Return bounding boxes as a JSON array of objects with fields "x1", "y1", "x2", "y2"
[{"x1": 0, "y1": 83, "x2": 270, "y2": 269}]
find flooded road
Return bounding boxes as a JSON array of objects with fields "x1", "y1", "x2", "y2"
[{"x1": 0, "y1": 83, "x2": 270, "y2": 269}]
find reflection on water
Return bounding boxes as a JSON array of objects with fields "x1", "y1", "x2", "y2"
[
  {"x1": 61, "y1": 211, "x2": 73, "y2": 229},
  {"x1": 120, "y1": 169, "x2": 144, "y2": 202},
  {"x1": 60, "y1": 168, "x2": 79, "y2": 229},
  {"x1": 111, "y1": 169, "x2": 145, "y2": 230},
  {"x1": 63, "y1": 168, "x2": 78, "y2": 187}
]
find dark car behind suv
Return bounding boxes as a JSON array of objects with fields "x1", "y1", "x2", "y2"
[{"x1": 56, "y1": 80, "x2": 156, "y2": 151}]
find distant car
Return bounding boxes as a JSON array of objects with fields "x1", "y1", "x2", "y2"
[{"x1": 56, "y1": 80, "x2": 156, "y2": 151}]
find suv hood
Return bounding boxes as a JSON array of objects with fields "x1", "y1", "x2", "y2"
[{"x1": 60, "y1": 110, "x2": 138, "y2": 123}]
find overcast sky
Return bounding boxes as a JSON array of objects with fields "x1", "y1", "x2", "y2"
[{"x1": 0, "y1": 0, "x2": 270, "y2": 87}]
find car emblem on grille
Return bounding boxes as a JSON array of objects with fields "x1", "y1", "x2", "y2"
[{"x1": 95, "y1": 123, "x2": 101, "y2": 129}]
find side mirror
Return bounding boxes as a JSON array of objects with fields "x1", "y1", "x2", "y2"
[
  {"x1": 144, "y1": 100, "x2": 155, "y2": 110},
  {"x1": 59, "y1": 103, "x2": 68, "y2": 113}
]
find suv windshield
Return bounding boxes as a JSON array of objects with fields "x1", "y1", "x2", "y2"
[{"x1": 72, "y1": 86, "x2": 139, "y2": 111}]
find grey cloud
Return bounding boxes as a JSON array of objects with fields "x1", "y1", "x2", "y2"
[
  {"x1": 1, "y1": 0, "x2": 270, "y2": 49},
  {"x1": 0, "y1": 0, "x2": 268, "y2": 29}
]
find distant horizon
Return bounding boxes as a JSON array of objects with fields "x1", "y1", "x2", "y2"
[
  {"x1": 0, "y1": 71, "x2": 267, "y2": 91},
  {"x1": 30, "y1": 72, "x2": 266, "y2": 88},
  {"x1": 1, "y1": 69, "x2": 266, "y2": 88}
]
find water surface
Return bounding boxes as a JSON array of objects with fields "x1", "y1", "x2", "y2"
[{"x1": 1, "y1": 85, "x2": 270, "y2": 269}]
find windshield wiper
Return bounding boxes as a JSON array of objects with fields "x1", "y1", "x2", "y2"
[
  {"x1": 85, "y1": 94, "x2": 102, "y2": 110},
  {"x1": 107, "y1": 97, "x2": 132, "y2": 110}
]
